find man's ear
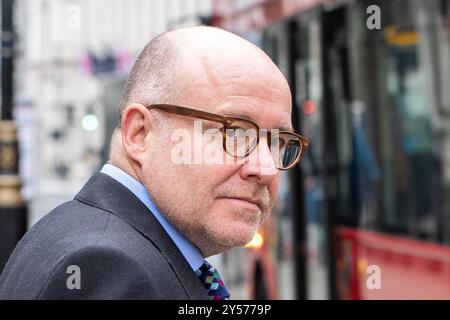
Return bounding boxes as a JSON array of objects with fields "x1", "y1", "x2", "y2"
[{"x1": 120, "y1": 103, "x2": 154, "y2": 165}]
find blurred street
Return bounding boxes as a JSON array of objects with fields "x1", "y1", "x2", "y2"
[{"x1": 1, "y1": 0, "x2": 450, "y2": 300}]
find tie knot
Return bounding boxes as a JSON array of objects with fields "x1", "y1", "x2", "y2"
[{"x1": 196, "y1": 260, "x2": 230, "y2": 300}]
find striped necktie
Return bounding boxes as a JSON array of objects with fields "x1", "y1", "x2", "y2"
[{"x1": 195, "y1": 260, "x2": 230, "y2": 300}]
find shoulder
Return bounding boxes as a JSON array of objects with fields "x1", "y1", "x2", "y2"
[
  {"x1": 38, "y1": 244, "x2": 159, "y2": 300},
  {"x1": 0, "y1": 200, "x2": 171, "y2": 299}
]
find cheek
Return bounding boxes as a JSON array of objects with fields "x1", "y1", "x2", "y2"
[
  {"x1": 268, "y1": 176, "x2": 281, "y2": 205},
  {"x1": 191, "y1": 164, "x2": 237, "y2": 193},
  {"x1": 170, "y1": 164, "x2": 237, "y2": 205}
]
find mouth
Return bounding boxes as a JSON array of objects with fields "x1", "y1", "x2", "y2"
[{"x1": 218, "y1": 197, "x2": 263, "y2": 212}]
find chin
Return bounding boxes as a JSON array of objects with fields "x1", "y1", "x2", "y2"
[
  {"x1": 211, "y1": 222, "x2": 258, "y2": 248},
  {"x1": 199, "y1": 224, "x2": 257, "y2": 257}
]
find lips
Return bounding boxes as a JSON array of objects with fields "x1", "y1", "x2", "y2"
[{"x1": 219, "y1": 196, "x2": 263, "y2": 211}]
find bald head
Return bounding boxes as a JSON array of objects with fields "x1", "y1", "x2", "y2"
[
  {"x1": 119, "y1": 26, "x2": 291, "y2": 120},
  {"x1": 113, "y1": 26, "x2": 294, "y2": 257}
]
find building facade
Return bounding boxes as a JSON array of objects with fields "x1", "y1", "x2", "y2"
[{"x1": 14, "y1": 0, "x2": 212, "y2": 226}]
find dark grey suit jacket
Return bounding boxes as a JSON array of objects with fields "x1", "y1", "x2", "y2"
[{"x1": 0, "y1": 172, "x2": 210, "y2": 300}]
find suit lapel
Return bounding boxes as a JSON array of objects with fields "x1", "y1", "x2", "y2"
[{"x1": 75, "y1": 172, "x2": 210, "y2": 300}]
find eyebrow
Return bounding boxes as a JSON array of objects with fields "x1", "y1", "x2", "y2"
[{"x1": 223, "y1": 112, "x2": 293, "y2": 131}]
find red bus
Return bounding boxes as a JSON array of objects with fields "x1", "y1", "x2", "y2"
[{"x1": 214, "y1": 0, "x2": 450, "y2": 299}]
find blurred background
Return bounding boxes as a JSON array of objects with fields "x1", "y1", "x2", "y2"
[{"x1": 0, "y1": 0, "x2": 449, "y2": 300}]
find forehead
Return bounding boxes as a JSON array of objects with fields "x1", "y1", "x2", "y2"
[
  {"x1": 170, "y1": 39, "x2": 293, "y2": 130},
  {"x1": 213, "y1": 74, "x2": 292, "y2": 131},
  {"x1": 187, "y1": 54, "x2": 293, "y2": 130},
  {"x1": 214, "y1": 97, "x2": 292, "y2": 131}
]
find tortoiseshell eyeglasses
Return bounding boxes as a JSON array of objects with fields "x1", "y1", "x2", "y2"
[{"x1": 147, "y1": 104, "x2": 310, "y2": 170}]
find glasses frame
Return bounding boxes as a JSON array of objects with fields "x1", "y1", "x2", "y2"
[{"x1": 146, "y1": 104, "x2": 310, "y2": 170}]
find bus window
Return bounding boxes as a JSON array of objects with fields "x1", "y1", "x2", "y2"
[
  {"x1": 294, "y1": 16, "x2": 329, "y2": 300},
  {"x1": 334, "y1": 0, "x2": 450, "y2": 299}
]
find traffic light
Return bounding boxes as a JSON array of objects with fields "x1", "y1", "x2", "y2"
[{"x1": 81, "y1": 113, "x2": 99, "y2": 132}]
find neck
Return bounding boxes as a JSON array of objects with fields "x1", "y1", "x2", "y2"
[{"x1": 109, "y1": 153, "x2": 141, "y2": 183}]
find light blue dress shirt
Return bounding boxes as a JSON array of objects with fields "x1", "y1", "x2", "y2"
[{"x1": 100, "y1": 163, "x2": 204, "y2": 271}]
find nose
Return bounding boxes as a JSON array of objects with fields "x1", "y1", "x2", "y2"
[{"x1": 239, "y1": 135, "x2": 278, "y2": 183}]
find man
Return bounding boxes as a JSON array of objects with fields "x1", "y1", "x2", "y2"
[{"x1": 0, "y1": 26, "x2": 308, "y2": 299}]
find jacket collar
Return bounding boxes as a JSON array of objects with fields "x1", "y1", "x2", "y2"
[{"x1": 75, "y1": 172, "x2": 210, "y2": 300}]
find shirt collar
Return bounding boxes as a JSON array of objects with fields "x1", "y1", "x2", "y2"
[{"x1": 100, "y1": 163, "x2": 204, "y2": 271}]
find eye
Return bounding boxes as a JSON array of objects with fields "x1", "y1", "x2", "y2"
[
  {"x1": 269, "y1": 133, "x2": 287, "y2": 148},
  {"x1": 225, "y1": 126, "x2": 245, "y2": 138}
]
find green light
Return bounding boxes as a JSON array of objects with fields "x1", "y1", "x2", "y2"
[{"x1": 81, "y1": 114, "x2": 98, "y2": 132}]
